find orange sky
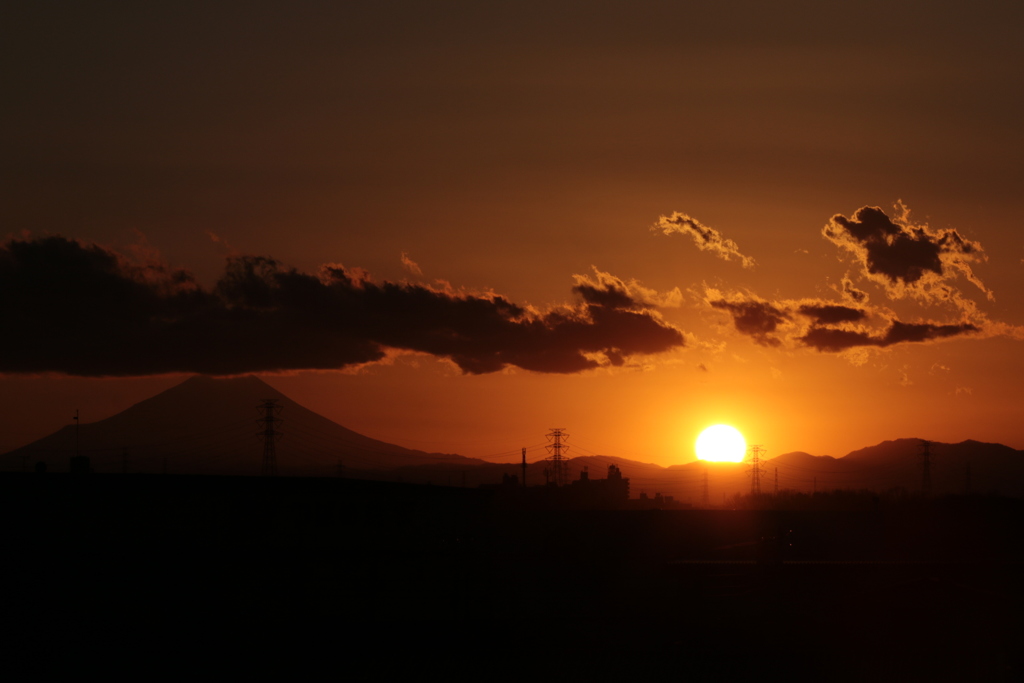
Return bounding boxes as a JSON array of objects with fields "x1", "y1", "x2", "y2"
[{"x1": 3, "y1": 1, "x2": 1024, "y2": 465}]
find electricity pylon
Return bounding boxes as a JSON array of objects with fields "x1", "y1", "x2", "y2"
[
  {"x1": 748, "y1": 445, "x2": 767, "y2": 496},
  {"x1": 258, "y1": 399, "x2": 282, "y2": 476},
  {"x1": 545, "y1": 429, "x2": 569, "y2": 486},
  {"x1": 920, "y1": 439, "x2": 932, "y2": 496}
]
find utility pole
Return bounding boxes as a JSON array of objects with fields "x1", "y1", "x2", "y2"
[
  {"x1": 545, "y1": 429, "x2": 569, "y2": 486},
  {"x1": 920, "y1": 439, "x2": 932, "y2": 497},
  {"x1": 257, "y1": 399, "x2": 282, "y2": 477},
  {"x1": 702, "y1": 467, "x2": 710, "y2": 507},
  {"x1": 521, "y1": 447, "x2": 527, "y2": 487},
  {"x1": 748, "y1": 445, "x2": 766, "y2": 496}
]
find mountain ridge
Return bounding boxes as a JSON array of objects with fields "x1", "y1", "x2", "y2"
[
  {"x1": 4, "y1": 377, "x2": 1023, "y2": 498},
  {"x1": 0, "y1": 374, "x2": 482, "y2": 475}
]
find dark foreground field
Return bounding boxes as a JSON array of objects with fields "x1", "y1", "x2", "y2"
[{"x1": 2, "y1": 473, "x2": 1022, "y2": 679}]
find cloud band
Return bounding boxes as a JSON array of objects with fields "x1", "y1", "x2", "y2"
[{"x1": 0, "y1": 237, "x2": 686, "y2": 377}]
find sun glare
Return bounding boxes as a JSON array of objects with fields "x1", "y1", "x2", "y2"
[{"x1": 695, "y1": 425, "x2": 747, "y2": 463}]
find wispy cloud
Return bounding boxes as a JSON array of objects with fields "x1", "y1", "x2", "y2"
[
  {"x1": 572, "y1": 267, "x2": 683, "y2": 309},
  {"x1": 838, "y1": 276, "x2": 868, "y2": 304},
  {"x1": 400, "y1": 251, "x2": 423, "y2": 276},
  {"x1": 653, "y1": 212, "x2": 756, "y2": 268}
]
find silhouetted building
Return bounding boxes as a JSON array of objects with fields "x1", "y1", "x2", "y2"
[
  {"x1": 606, "y1": 464, "x2": 629, "y2": 500},
  {"x1": 562, "y1": 465, "x2": 631, "y2": 508},
  {"x1": 494, "y1": 463, "x2": 630, "y2": 509},
  {"x1": 629, "y1": 490, "x2": 691, "y2": 510}
]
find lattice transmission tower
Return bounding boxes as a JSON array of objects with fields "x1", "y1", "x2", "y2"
[
  {"x1": 545, "y1": 428, "x2": 570, "y2": 486},
  {"x1": 748, "y1": 445, "x2": 767, "y2": 496},
  {"x1": 919, "y1": 439, "x2": 932, "y2": 496},
  {"x1": 258, "y1": 399, "x2": 283, "y2": 476}
]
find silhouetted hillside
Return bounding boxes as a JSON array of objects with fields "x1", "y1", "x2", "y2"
[
  {"x1": 526, "y1": 441, "x2": 1024, "y2": 503},
  {"x1": 4, "y1": 377, "x2": 1024, "y2": 497},
  {"x1": 0, "y1": 375, "x2": 480, "y2": 476},
  {"x1": 837, "y1": 438, "x2": 1024, "y2": 496}
]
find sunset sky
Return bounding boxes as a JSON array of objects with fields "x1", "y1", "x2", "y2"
[{"x1": 3, "y1": 1, "x2": 1024, "y2": 465}]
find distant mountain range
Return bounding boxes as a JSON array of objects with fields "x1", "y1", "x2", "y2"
[
  {"x1": 0, "y1": 375, "x2": 480, "y2": 476},
  {"x1": 662, "y1": 440, "x2": 1024, "y2": 501},
  {"x1": 3, "y1": 375, "x2": 1023, "y2": 498}
]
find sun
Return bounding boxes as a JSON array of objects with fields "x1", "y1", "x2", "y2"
[{"x1": 695, "y1": 425, "x2": 747, "y2": 463}]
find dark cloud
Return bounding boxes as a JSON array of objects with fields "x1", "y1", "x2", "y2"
[
  {"x1": 698, "y1": 202, "x2": 1006, "y2": 355},
  {"x1": 653, "y1": 213, "x2": 756, "y2": 268},
  {"x1": 707, "y1": 288, "x2": 982, "y2": 354},
  {"x1": 823, "y1": 205, "x2": 989, "y2": 300},
  {"x1": 797, "y1": 327, "x2": 874, "y2": 353},
  {"x1": 709, "y1": 299, "x2": 789, "y2": 347},
  {"x1": 0, "y1": 237, "x2": 686, "y2": 377},
  {"x1": 799, "y1": 320, "x2": 979, "y2": 352},
  {"x1": 796, "y1": 303, "x2": 866, "y2": 325},
  {"x1": 882, "y1": 320, "x2": 979, "y2": 345}
]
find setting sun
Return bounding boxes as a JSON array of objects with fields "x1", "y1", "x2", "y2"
[{"x1": 696, "y1": 425, "x2": 747, "y2": 463}]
